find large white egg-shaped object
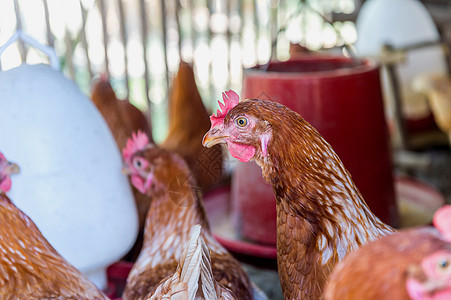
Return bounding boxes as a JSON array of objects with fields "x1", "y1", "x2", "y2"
[
  {"x1": 0, "y1": 64, "x2": 139, "y2": 289},
  {"x1": 355, "y1": 0, "x2": 447, "y2": 119}
]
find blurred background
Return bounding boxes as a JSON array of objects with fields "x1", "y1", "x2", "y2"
[
  {"x1": 3, "y1": 1, "x2": 451, "y2": 299},
  {"x1": 2, "y1": 0, "x2": 451, "y2": 142},
  {"x1": 0, "y1": 0, "x2": 365, "y2": 143},
  {"x1": 2, "y1": 0, "x2": 451, "y2": 144}
]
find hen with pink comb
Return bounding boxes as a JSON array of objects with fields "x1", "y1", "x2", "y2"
[
  {"x1": 122, "y1": 130, "x2": 150, "y2": 163},
  {"x1": 404, "y1": 205, "x2": 451, "y2": 300},
  {"x1": 120, "y1": 136, "x2": 255, "y2": 300},
  {"x1": 324, "y1": 205, "x2": 451, "y2": 300}
]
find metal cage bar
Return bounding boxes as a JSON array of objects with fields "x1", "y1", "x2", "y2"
[
  {"x1": 138, "y1": 0, "x2": 151, "y2": 109},
  {"x1": 117, "y1": 0, "x2": 130, "y2": 98}
]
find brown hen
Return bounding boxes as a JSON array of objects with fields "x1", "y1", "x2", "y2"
[
  {"x1": 325, "y1": 205, "x2": 451, "y2": 300},
  {"x1": 121, "y1": 132, "x2": 252, "y2": 300},
  {"x1": 0, "y1": 152, "x2": 107, "y2": 299},
  {"x1": 203, "y1": 91, "x2": 395, "y2": 299},
  {"x1": 91, "y1": 76, "x2": 153, "y2": 230},
  {"x1": 161, "y1": 61, "x2": 223, "y2": 192}
]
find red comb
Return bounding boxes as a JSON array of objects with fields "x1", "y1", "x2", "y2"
[
  {"x1": 122, "y1": 130, "x2": 149, "y2": 162},
  {"x1": 210, "y1": 90, "x2": 240, "y2": 127},
  {"x1": 433, "y1": 205, "x2": 451, "y2": 241}
]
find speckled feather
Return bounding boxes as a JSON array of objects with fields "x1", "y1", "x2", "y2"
[
  {"x1": 324, "y1": 228, "x2": 451, "y2": 300},
  {"x1": 324, "y1": 205, "x2": 451, "y2": 300},
  {"x1": 122, "y1": 146, "x2": 252, "y2": 300},
  {"x1": 148, "y1": 225, "x2": 238, "y2": 300},
  {"x1": 0, "y1": 194, "x2": 107, "y2": 299},
  {"x1": 220, "y1": 99, "x2": 395, "y2": 299}
]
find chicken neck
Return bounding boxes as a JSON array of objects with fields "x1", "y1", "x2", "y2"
[{"x1": 134, "y1": 171, "x2": 223, "y2": 271}]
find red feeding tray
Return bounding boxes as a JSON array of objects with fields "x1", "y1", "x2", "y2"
[
  {"x1": 395, "y1": 176, "x2": 446, "y2": 228},
  {"x1": 103, "y1": 282, "x2": 117, "y2": 299},
  {"x1": 204, "y1": 185, "x2": 277, "y2": 260},
  {"x1": 107, "y1": 261, "x2": 133, "y2": 299}
]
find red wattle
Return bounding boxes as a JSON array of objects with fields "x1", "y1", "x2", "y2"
[
  {"x1": 227, "y1": 142, "x2": 256, "y2": 162},
  {"x1": 131, "y1": 175, "x2": 146, "y2": 194}
]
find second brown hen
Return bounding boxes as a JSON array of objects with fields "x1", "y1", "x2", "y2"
[
  {"x1": 121, "y1": 131, "x2": 252, "y2": 300},
  {"x1": 324, "y1": 205, "x2": 451, "y2": 300},
  {"x1": 161, "y1": 61, "x2": 223, "y2": 192}
]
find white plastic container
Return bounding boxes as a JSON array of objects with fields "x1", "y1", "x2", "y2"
[
  {"x1": 355, "y1": 0, "x2": 448, "y2": 120},
  {"x1": 0, "y1": 63, "x2": 138, "y2": 289}
]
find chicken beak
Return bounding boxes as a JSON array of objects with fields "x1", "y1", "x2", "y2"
[
  {"x1": 121, "y1": 165, "x2": 132, "y2": 175},
  {"x1": 5, "y1": 162, "x2": 20, "y2": 175},
  {"x1": 202, "y1": 128, "x2": 228, "y2": 148}
]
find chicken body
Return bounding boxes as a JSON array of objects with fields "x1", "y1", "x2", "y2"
[
  {"x1": 325, "y1": 205, "x2": 451, "y2": 300},
  {"x1": 203, "y1": 92, "x2": 395, "y2": 299},
  {"x1": 121, "y1": 132, "x2": 252, "y2": 300},
  {"x1": 161, "y1": 62, "x2": 223, "y2": 192},
  {"x1": 148, "y1": 225, "x2": 237, "y2": 300},
  {"x1": 91, "y1": 77, "x2": 152, "y2": 230},
  {"x1": 0, "y1": 153, "x2": 107, "y2": 299}
]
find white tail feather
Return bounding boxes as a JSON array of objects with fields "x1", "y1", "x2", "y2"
[
  {"x1": 178, "y1": 224, "x2": 223, "y2": 300},
  {"x1": 150, "y1": 225, "x2": 241, "y2": 300},
  {"x1": 199, "y1": 236, "x2": 220, "y2": 299},
  {"x1": 178, "y1": 224, "x2": 203, "y2": 300},
  {"x1": 151, "y1": 225, "x2": 236, "y2": 300}
]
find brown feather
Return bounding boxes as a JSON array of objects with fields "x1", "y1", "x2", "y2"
[
  {"x1": 122, "y1": 147, "x2": 251, "y2": 300},
  {"x1": 222, "y1": 99, "x2": 395, "y2": 299},
  {"x1": 324, "y1": 228, "x2": 451, "y2": 300},
  {"x1": 161, "y1": 61, "x2": 223, "y2": 191},
  {"x1": 0, "y1": 193, "x2": 107, "y2": 299}
]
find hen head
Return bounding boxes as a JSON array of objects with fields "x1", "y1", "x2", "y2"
[
  {"x1": 0, "y1": 152, "x2": 20, "y2": 193},
  {"x1": 406, "y1": 205, "x2": 451, "y2": 300},
  {"x1": 122, "y1": 131, "x2": 193, "y2": 195},
  {"x1": 202, "y1": 90, "x2": 274, "y2": 163},
  {"x1": 406, "y1": 250, "x2": 451, "y2": 300}
]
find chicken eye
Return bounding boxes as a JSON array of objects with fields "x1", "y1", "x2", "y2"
[
  {"x1": 236, "y1": 117, "x2": 248, "y2": 127},
  {"x1": 133, "y1": 158, "x2": 144, "y2": 169},
  {"x1": 437, "y1": 258, "x2": 451, "y2": 274}
]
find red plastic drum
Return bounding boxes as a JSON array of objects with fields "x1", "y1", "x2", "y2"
[{"x1": 232, "y1": 55, "x2": 399, "y2": 245}]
